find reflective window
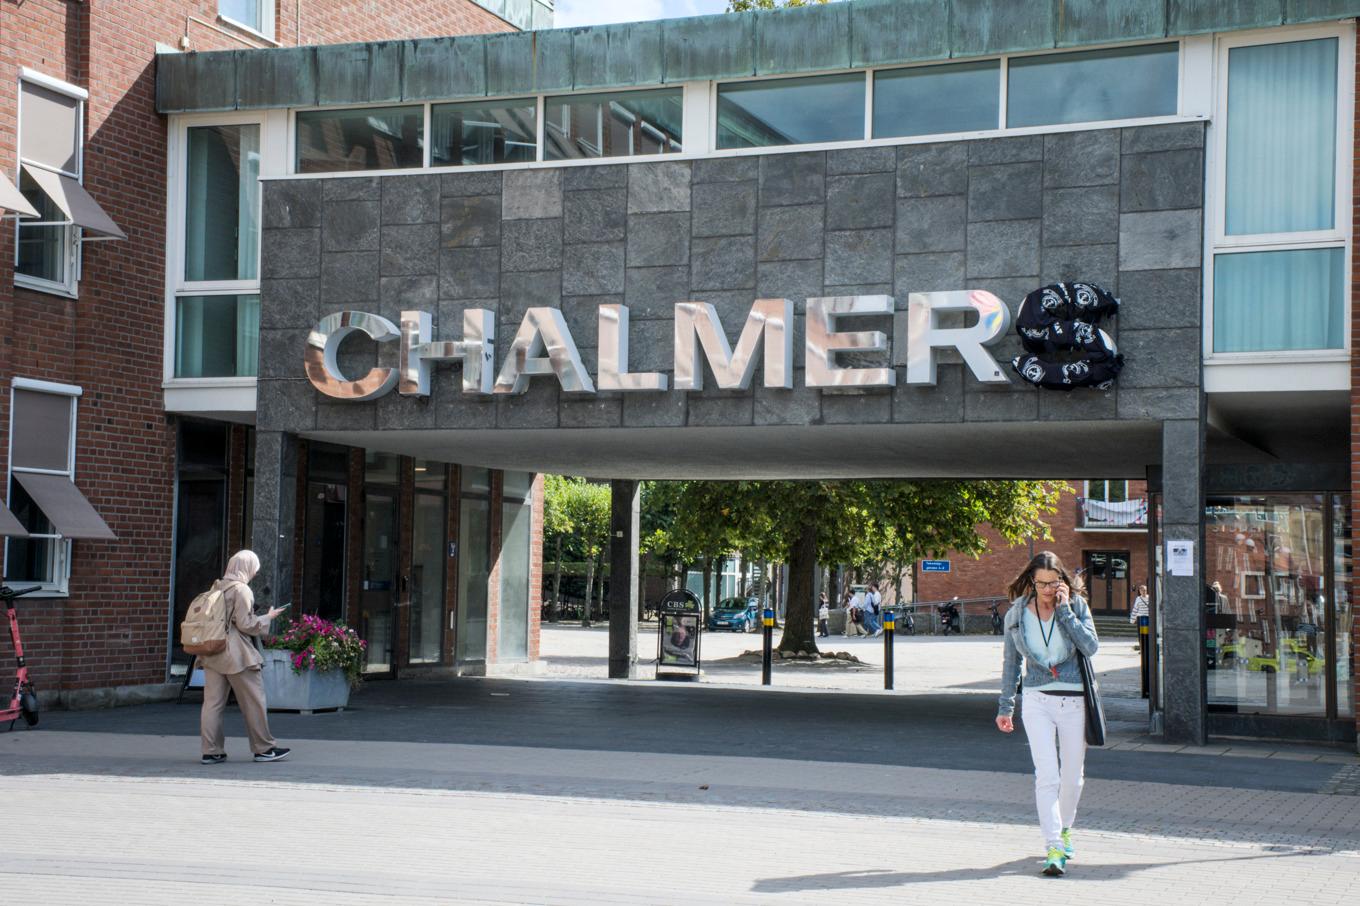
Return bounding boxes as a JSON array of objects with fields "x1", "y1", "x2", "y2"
[
  {"x1": 16, "y1": 170, "x2": 67, "y2": 285},
  {"x1": 220, "y1": 0, "x2": 273, "y2": 37},
  {"x1": 5, "y1": 387, "x2": 78, "y2": 592},
  {"x1": 545, "y1": 89, "x2": 682, "y2": 160},
  {"x1": 295, "y1": 106, "x2": 424, "y2": 173},
  {"x1": 498, "y1": 496, "x2": 532, "y2": 661},
  {"x1": 185, "y1": 124, "x2": 260, "y2": 282},
  {"x1": 718, "y1": 73, "x2": 864, "y2": 149},
  {"x1": 1006, "y1": 43, "x2": 1177, "y2": 128},
  {"x1": 15, "y1": 78, "x2": 83, "y2": 294},
  {"x1": 456, "y1": 479, "x2": 491, "y2": 664},
  {"x1": 432, "y1": 99, "x2": 537, "y2": 166},
  {"x1": 873, "y1": 61, "x2": 999, "y2": 138},
  {"x1": 1333, "y1": 495, "x2": 1352, "y2": 718},
  {"x1": 410, "y1": 461, "x2": 447, "y2": 665},
  {"x1": 1213, "y1": 248, "x2": 1344, "y2": 353},
  {"x1": 174, "y1": 294, "x2": 260, "y2": 378}
]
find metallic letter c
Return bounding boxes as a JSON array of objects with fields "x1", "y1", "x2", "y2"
[{"x1": 305, "y1": 311, "x2": 401, "y2": 401}]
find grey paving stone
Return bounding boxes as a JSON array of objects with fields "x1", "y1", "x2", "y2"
[
  {"x1": 687, "y1": 394, "x2": 755, "y2": 426},
  {"x1": 323, "y1": 177, "x2": 379, "y2": 201},
  {"x1": 1117, "y1": 327, "x2": 1199, "y2": 388},
  {"x1": 1116, "y1": 268, "x2": 1201, "y2": 330},
  {"x1": 320, "y1": 251, "x2": 380, "y2": 303},
  {"x1": 692, "y1": 156, "x2": 760, "y2": 184},
  {"x1": 439, "y1": 247, "x2": 501, "y2": 299},
  {"x1": 754, "y1": 374, "x2": 822, "y2": 426},
  {"x1": 1120, "y1": 149, "x2": 1205, "y2": 213},
  {"x1": 892, "y1": 364, "x2": 965, "y2": 423},
  {"x1": 263, "y1": 180, "x2": 322, "y2": 229},
  {"x1": 969, "y1": 135, "x2": 1044, "y2": 165},
  {"x1": 1040, "y1": 243, "x2": 1119, "y2": 290},
  {"x1": 261, "y1": 229, "x2": 321, "y2": 279},
  {"x1": 379, "y1": 275, "x2": 438, "y2": 324},
  {"x1": 439, "y1": 171, "x2": 503, "y2": 197},
  {"x1": 499, "y1": 271, "x2": 563, "y2": 326},
  {"x1": 563, "y1": 165, "x2": 628, "y2": 191},
  {"x1": 1121, "y1": 122, "x2": 1206, "y2": 154},
  {"x1": 623, "y1": 390, "x2": 687, "y2": 427},
  {"x1": 261, "y1": 278, "x2": 320, "y2": 330},
  {"x1": 757, "y1": 259, "x2": 824, "y2": 303},
  {"x1": 380, "y1": 174, "x2": 440, "y2": 225},
  {"x1": 496, "y1": 379, "x2": 561, "y2": 428},
  {"x1": 559, "y1": 396, "x2": 624, "y2": 428},
  {"x1": 821, "y1": 390, "x2": 893, "y2": 425},
  {"x1": 625, "y1": 266, "x2": 691, "y2": 320},
  {"x1": 827, "y1": 146, "x2": 896, "y2": 175},
  {"x1": 894, "y1": 252, "x2": 967, "y2": 295}
]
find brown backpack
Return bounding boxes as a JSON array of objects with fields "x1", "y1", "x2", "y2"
[{"x1": 180, "y1": 581, "x2": 242, "y2": 656}]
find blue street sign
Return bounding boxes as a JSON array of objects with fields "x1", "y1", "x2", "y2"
[{"x1": 921, "y1": 560, "x2": 951, "y2": 573}]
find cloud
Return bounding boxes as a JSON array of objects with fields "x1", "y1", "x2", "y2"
[{"x1": 554, "y1": 0, "x2": 727, "y2": 28}]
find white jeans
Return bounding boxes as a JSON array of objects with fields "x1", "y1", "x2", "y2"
[{"x1": 1020, "y1": 688, "x2": 1087, "y2": 849}]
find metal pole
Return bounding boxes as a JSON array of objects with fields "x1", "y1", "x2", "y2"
[
  {"x1": 883, "y1": 609, "x2": 895, "y2": 690},
  {"x1": 761, "y1": 607, "x2": 774, "y2": 686},
  {"x1": 1139, "y1": 615, "x2": 1150, "y2": 699}
]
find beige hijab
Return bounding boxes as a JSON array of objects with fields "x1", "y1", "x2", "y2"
[{"x1": 222, "y1": 550, "x2": 261, "y2": 584}]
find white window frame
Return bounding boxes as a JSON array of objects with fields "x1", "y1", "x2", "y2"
[
  {"x1": 219, "y1": 0, "x2": 276, "y2": 43},
  {"x1": 13, "y1": 69, "x2": 87, "y2": 299},
  {"x1": 4, "y1": 378, "x2": 83, "y2": 596},
  {"x1": 1204, "y1": 23, "x2": 1355, "y2": 364}
]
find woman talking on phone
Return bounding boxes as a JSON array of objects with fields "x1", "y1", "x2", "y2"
[{"x1": 996, "y1": 551, "x2": 1099, "y2": 877}]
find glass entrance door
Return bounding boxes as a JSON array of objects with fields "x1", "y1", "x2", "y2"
[
  {"x1": 1085, "y1": 550, "x2": 1130, "y2": 615},
  {"x1": 361, "y1": 452, "x2": 401, "y2": 677}
]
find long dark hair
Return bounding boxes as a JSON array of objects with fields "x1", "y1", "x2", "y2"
[{"x1": 1006, "y1": 551, "x2": 1085, "y2": 601}]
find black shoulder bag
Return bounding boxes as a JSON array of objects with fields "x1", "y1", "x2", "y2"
[{"x1": 1073, "y1": 598, "x2": 1106, "y2": 746}]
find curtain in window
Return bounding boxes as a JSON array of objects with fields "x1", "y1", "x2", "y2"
[
  {"x1": 1225, "y1": 38, "x2": 1337, "y2": 235},
  {"x1": 1213, "y1": 248, "x2": 1344, "y2": 352},
  {"x1": 185, "y1": 124, "x2": 260, "y2": 282},
  {"x1": 238, "y1": 128, "x2": 260, "y2": 281},
  {"x1": 236, "y1": 294, "x2": 260, "y2": 377}
]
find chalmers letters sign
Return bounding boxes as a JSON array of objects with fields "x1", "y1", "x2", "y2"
[{"x1": 304, "y1": 292, "x2": 1013, "y2": 402}]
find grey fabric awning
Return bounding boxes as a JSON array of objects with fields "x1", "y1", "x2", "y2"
[
  {"x1": 0, "y1": 171, "x2": 39, "y2": 218},
  {"x1": 22, "y1": 164, "x2": 126, "y2": 239},
  {"x1": 13, "y1": 473, "x2": 116, "y2": 540},
  {"x1": 0, "y1": 501, "x2": 29, "y2": 538}
]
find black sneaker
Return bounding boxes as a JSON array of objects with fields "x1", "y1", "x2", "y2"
[
  {"x1": 201, "y1": 753, "x2": 227, "y2": 765},
  {"x1": 254, "y1": 747, "x2": 291, "y2": 763}
]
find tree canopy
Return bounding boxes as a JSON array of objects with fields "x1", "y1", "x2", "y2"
[{"x1": 728, "y1": 0, "x2": 831, "y2": 10}]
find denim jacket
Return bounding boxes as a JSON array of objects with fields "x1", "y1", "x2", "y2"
[{"x1": 997, "y1": 594, "x2": 1100, "y2": 717}]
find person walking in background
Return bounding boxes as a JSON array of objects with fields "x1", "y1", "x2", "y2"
[
  {"x1": 995, "y1": 551, "x2": 1100, "y2": 877},
  {"x1": 198, "y1": 551, "x2": 291, "y2": 765},
  {"x1": 817, "y1": 593, "x2": 830, "y2": 638},
  {"x1": 861, "y1": 582, "x2": 883, "y2": 637},
  {"x1": 844, "y1": 587, "x2": 867, "y2": 637},
  {"x1": 1130, "y1": 585, "x2": 1150, "y2": 651}
]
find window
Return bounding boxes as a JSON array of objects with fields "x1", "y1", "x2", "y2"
[
  {"x1": 295, "y1": 106, "x2": 424, "y2": 173},
  {"x1": 1006, "y1": 43, "x2": 1178, "y2": 128},
  {"x1": 717, "y1": 73, "x2": 865, "y2": 149},
  {"x1": 1087, "y1": 480, "x2": 1129, "y2": 504},
  {"x1": 1211, "y1": 33, "x2": 1349, "y2": 355},
  {"x1": 219, "y1": 0, "x2": 274, "y2": 40},
  {"x1": 456, "y1": 468, "x2": 492, "y2": 663},
  {"x1": 1081, "y1": 481, "x2": 1147, "y2": 530},
  {"x1": 874, "y1": 61, "x2": 999, "y2": 139},
  {"x1": 432, "y1": 99, "x2": 537, "y2": 167},
  {"x1": 410, "y1": 461, "x2": 447, "y2": 664},
  {"x1": 544, "y1": 89, "x2": 682, "y2": 160},
  {"x1": 498, "y1": 472, "x2": 533, "y2": 662},
  {"x1": 175, "y1": 294, "x2": 260, "y2": 378}
]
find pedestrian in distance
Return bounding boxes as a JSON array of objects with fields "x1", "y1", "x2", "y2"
[
  {"x1": 844, "y1": 587, "x2": 867, "y2": 638},
  {"x1": 995, "y1": 551, "x2": 1100, "y2": 877},
  {"x1": 196, "y1": 551, "x2": 291, "y2": 765},
  {"x1": 1130, "y1": 584, "x2": 1150, "y2": 651},
  {"x1": 817, "y1": 593, "x2": 830, "y2": 638},
  {"x1": 861, "y1": 582, "x2": 883, "y2": 637}
]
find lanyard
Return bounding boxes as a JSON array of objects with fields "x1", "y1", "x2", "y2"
[{"x1": 1036, "y1": 606, "x2": 1060, "y2": 678}]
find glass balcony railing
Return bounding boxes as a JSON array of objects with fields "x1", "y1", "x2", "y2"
[{"x1": 1078, "y1": 496, "x2": 1149, "y2": 530}]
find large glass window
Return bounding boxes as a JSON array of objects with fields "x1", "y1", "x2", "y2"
[
  {"x1": 175, "y1": 294, "x2": 260, "y2": 378},
  {"x1": 219, "y1": 0, "x2": 274, "y2": 38},
  {"x1": 185, "y1": 124, "x2": 259, "y2": 282},
  {"x1": 15, "y1": 76, "x2": 83, "y2": 295},
  {"x1": 873, "y1": 61, "x2": 999, "y2": 138},
  {"x1": 432, "y1": 100, "x2": 537, "y2": 167},
  {"x1": 1007, "y1": 43, "x2": 1178, "y2": 128},
  {"x1": 410, "y1": 461, "x2": 447, "y2": 665},
  {"x1": 545, "y1": 89, "x2": 682, "y2": 161},
  {"x1": 296, "y1": 106, "x2": 424, "y2": 173},
  {"x1": 718, "y1": 73, "x2": 864, "y2": 149},
  {"x1": 456, "y1": 468, "x2": 491, "y2": 664},
  {"x1": 1212, "y1": 248, "x2": 1344, "y2": 353},
  {"x1": 5, "y1": 385, "x2": 78, "y2": 593},
  {"x1": 498, "y1": 472, "x2": 534, "y2": 662}
]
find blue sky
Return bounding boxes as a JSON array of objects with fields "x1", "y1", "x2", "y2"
[{"x1": 554, "y1": 1, "x2": 733, "y2": 28}]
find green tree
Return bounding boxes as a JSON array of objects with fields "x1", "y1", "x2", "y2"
[
  {"x1": 561, "y1": 479, "x2": 611, "y2": 626},
  {"x1": 728, "y1": 0, "x2": 830, "y2": 11},
  {"x1": 542, "y1": 474, "x2": 577, "y2": 618}
]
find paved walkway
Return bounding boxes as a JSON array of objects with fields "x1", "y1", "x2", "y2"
[{"x1": 1, "y1": 678, "x2": 1357, "y2": 903}]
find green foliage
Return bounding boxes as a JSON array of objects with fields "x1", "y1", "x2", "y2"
[
  {"x1": 543, "y1": 475, "x2": 611, "y2": 562},
  {"x1": 728, "y1": 0, "x2": 830, "y2": 10}
]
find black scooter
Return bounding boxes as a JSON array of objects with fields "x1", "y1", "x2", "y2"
[
  {"x1": 939, "y1": 601, "x2": 962, "y2": 636},
  {"x1": 990, "y1": 602, "x2": 1004, "y2": 636}
]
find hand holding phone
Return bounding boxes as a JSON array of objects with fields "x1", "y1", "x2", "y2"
[{"x1": 267, "y1": 602, "x2": 292, "y2": 620}]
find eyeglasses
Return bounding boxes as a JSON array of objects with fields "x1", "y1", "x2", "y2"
[{"x1": 1033, "y1": 580, "x2": 1064, "y2": 590}]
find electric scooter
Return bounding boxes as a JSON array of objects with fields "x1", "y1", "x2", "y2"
[{"x1": 1, "y1": 583, "x2": 42, "y2": 730}]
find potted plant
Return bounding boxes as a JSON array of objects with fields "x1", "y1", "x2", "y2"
[{"x1": 262, "y1": 614, "x2": 366, "y2": 712}]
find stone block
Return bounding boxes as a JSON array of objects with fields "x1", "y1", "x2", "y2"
[
  {"x1": 1038, "y1": 386, "x2": 1117, "y2": 421},
  {"x1": 965, "y1": 277, "x2": 1035, "y2": 313},
  {"x1": 822, "y1": 390, "x2": 892, "y2": 425},
  {"x1": 440, "y1": 171, "x2": 503, "y2": 197},
  {"x1": 827, "y1": 173, "x2": 895, "y2": 230},
  {"x1": 563, "y1": 165, "x2": 629, "y2": 191},
  {"x1": 320, "y1": 251, "x2": 379, "y2": 303},
  {"x1": 1118, "y1": 210, "x2": 1202, "y2": 271},
  {"x1": 260, "y1": 279, "x2": 320, "y2": 330},
  {"x1": 825, "y1": 230, "x2": 894, "y2": 286},
  {"x1": 439, "y1": 247, "x2": 501, "y2": 299},
  {"x1": 441, "y1": 195, "x2": 501, "y2": 249},
  {"x1": 1044, "y1": 130, "x2": 1121, "y2": 187},
  {"x1": 258, "y1": 381, "x2": 318, "y2": 432},
  {"x1": 257, "y1": 328, "x2": 308, "y2": 380},
  {"x1": 693, "y1": 236, "x2": 756, "y2": 291},
  {"x1": 1121, "y1": 123, "x2": 1205, "y2": 154},
  {"x1": 501, "y1": 218, "x2": 564, "y2": 272},
  {"x1": 963, "y1": 388, "x2": 1039, "y2": 421},
  {"x1": 966, "y1": 220, "x2": 1040, "y2": 278},
  {"x1": 693, "y1": 157, "x2": 759, "y2": 184},
  {"x1": 380, "y1": 223, "x2": 439, "y2": 277},
  {"x1": 892, "y1": 364, "x2": 965, "y2": 423},
  {"x1": 1117, "y1": 328, "x2": 1200, "y2": 388},
  {"x1": 1120, "y1": 149, "x2": 1205, "y2": 212},
  {"x1": 757, "y1": 259, "x2": 824, "y2": 303},
  {"x1": 376, "y1": 387, "x2": 441, "y2": 431},
  {"x1": 755, "y1": 373, "x2": 822, "y2": 426},
  {"x1": 435, "y1": 386, "x2": 498, "y2": 429},
  {"x1": 496, "y1": 379, "x2": 561, "y2": 429},
  {"x1": 623, "y1": 391, "x2": 687, "y2": 428},
  {"x1": 628, "y1": 162, "x2": 692, "y2": 213},
  {"x1": 968, "y1": 136, "x2": 1043, "y2": 166},
  {"x1": 968, "y1": 162, "x2": 1043, "y2": 222},
  {"x1": 563, "y1": 242, "x2": 626, "y2": 295},
  {"x1": 1040, "y1": 244, "x2": 1119, "y2": 290},
  {"x1": 564, "y1": 188, "x2": 628, "y2": 244},
  {"x1": 323, "y1": 177, "x2": 379, "y2": 201},
  {"x1": 503, "y1": 169, "x2": 562, "y2": 220},
  {"x1": 436, "y1": 299, "x2": 499, "y2": 343},
  {"x1": 758, "y1": 205, "x2": 825, "y2": 262},
  {"x1": 381, "y1": 174, "x2": 440, "y2": 224},
  {"x1": 263, "y1": 181, "x2": 322, "y2": 229},
  {"x1": 1042, "y1": 184, "x2": 1120, "y2": 246},
  {"x1": 627, "y1": 212, "x2": 691, "y2": 267},
  {"x1": 662, "y1": 12, "x2": 756, "y2": 82},
  {"x1": 500, "y1": 271, "x2": 563, "y2": 326},
  {"x1": 625, "y1": 266, "x2": 691, "y2": 320},
  {"x1": 625, "y1": 318, "x2": 677, "y2": 372},
  {"x1": 687, "y1": 394, "x2": 755, "y2": 427},
  {"x1": 1116, "y1": 268, "x2": 1201, "y2": 330},
  {"x1": 897, "y1": 143, "x2": 969, "y2": 197},
  {"x1": 261, "y1": 229, "x2": 321, "y2": 279},
  {"x1": 379, "y1": 275, "x2": 438, "y2": 324},
  {"x1": 692, "y1": 181, "x2": 757, "y2": 238},
  {"x1": 323, "y1": 200, "x2": 380, "y2": 252},
  {"x1": 759, "y1": 152, "x2": 826, "y2": 207},
  {"x1": 559, "y1": 396, "x2": 624, "y2": 428},
  {"x1": 560, "y1": 295, "x2": 619, "y2": 347},
  {"x1": 894, "y1": 252, "x2": 966, "y2": 295},
  {"x1": 895, "y1": 195, "x2": 966, "y2": 253},
  {"x1": 827, "y1": 146, "x2": 897, "y2": 175},
  {"x1": 1116, "y1": 387, "x2": 1200, "y2": 420}
]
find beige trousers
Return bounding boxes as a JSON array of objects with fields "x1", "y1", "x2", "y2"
[{"x1": 201, "y1": 665, "x2": 277, "y2": 756}]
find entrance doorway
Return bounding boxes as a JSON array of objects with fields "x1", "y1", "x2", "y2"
[
  {"x1": 361, "y1": 452, "x2": 401, "y2": 677},
  {"x1": 1085, "y1": 550, "x2": 1131, "y2": 615}
]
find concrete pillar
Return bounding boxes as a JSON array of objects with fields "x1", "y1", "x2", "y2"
[
  {"x1": 1160, "y1": 418, "x2": 1207, "y2": 745},
  {"x1": 250, "y1": 430, "x2": 298, "y2": 612},
  {"x1": 608, "y1": 479, "x2": 640, "y2": 679}
]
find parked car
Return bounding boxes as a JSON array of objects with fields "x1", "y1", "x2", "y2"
[{"x1": 708, "y1": 597, "x2": 759, "y2": 633}]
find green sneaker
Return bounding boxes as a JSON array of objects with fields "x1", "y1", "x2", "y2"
[
  {"x1": 1061, "y1": 827, "x2": 1075, "y2": 861},
  {"x1": 1042, "y1": 846, "x2": 1067, "y2": 877}
]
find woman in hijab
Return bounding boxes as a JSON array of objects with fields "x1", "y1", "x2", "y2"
[{"x1": 198, "y1": 550, "x2": 291, "y2": 764}]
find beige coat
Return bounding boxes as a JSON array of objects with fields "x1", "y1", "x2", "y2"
[{"x1": 196, "y1": 579, "x2": 271, "y2": 675}]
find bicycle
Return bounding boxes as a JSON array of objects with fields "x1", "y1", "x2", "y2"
[{"x1": 1, "y1": 583, "x2": 42, "y2": 731}]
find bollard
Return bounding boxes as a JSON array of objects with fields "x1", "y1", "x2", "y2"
[
  {"x1": 1139, "y1": 615, "x2": 1149, "y2": 699},
  {"x1": 761, "y1": 608, "x2": 775, "y2": 686},
  {"x1": 883, "y1": 610, "x2": 895, "y2": 690}
]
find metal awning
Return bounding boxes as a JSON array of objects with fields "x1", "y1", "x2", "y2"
[
  {"x1": 0, "y1": 171, "x2": 39, "y2": 218},
  {"x1": 21, "y1": 164, "x2": 126, "y2": 240},
  {"x1": 12, "y1": 473, "x2": 116, "y2": 540},
  {"x1": 0, "y1": 501, "x2": 28, "y2": 538}
]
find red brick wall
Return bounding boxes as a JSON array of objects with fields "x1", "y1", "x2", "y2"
[{"x1": 280, "y1": 0, "x2": 513, "y2": 46}]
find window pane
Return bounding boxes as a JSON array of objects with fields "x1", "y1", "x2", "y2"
[
  {"x1": 1007, "y1": 43, "x2": 1178, "y2": 128},
  {"x1": 185, "y1": 124, "x2": 260, "y2": 282},
  {"x1": 1226, "y1": 38, "x2": 1337, "y2": 235},
  {"x1": 718, "y1": 74, "x2": 864, "y2": 149},
  {"x1": 220, "y1": 0, "x2": 263, "y2": 31},
  {"x1": 498, "y1": 498, "x2": 531, "y2": 661},
  {"x1": 874, "y1": 61, "x2": 999, "y2": 138},
  {"x1": 545, "y1": 89, "x2": 682, "y2": 160},
  {"x1": 461, "y1": 466, "x2": 491, "y2": 495},
  {"x1": 175, "y1": 294, "x2": 261, "y2": 377},
  {"x1": 1213, "y1": 248, "x2": 1344, "y2": 353},
  {"x1": 296, "y1": 106, "x2": 424, "y2": 173},
  {"x1": 456, "y1": 495, "x2": 490, "y2": 662},
  {"x1": 411, "y1": 490, "x2": 446, "y2": 664},
  {"x1": 432, "y1": 99, "x2": 537, "y2": 166},
  {"x1": 503, "y1": 470, "x2": 533, "y2": 500},
  {"x1": 16, "y1": 170, "x2": 67, "y2": 285},
  {"x1": 1334, "y1": 494, "x2": 1352, "y2": 719}
]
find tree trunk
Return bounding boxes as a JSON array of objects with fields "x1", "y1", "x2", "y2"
[
  {"x1": 777, "y1": 523, "x2": 819, "y2": 655},
  {"x1": 582, "y1": 559, "x2": 596, "y2": 627},
  {"x1": 597, "y1": 556, "x2": 606, "y2": 616},
  {"x1": 551, "y1": 536, "x2": 564, "y2": 621}
]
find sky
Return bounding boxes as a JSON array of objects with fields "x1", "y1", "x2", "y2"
[{"x1": 553, "y1": 0, "x2": 733, "y2": 28}]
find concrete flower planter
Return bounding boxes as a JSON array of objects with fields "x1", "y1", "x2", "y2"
[{"x1": 261, "y1": 648, "x2": 350, "y2": 713}]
